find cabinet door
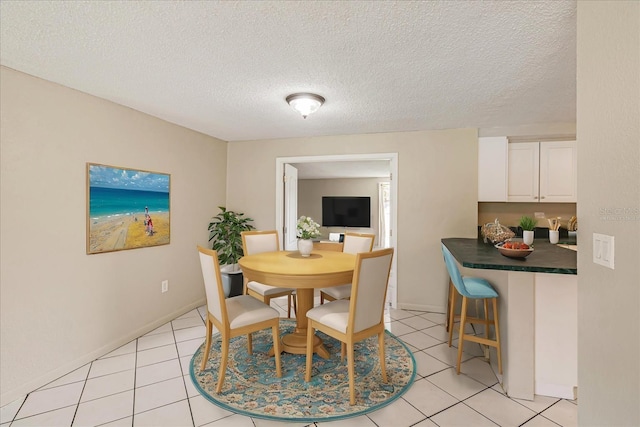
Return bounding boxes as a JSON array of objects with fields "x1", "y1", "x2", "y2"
[
  {"x1": 478, "y1": 137, "x2": 508, "y2": 202},
  {"x1": 508, "y1": 142, "x2": 540, "y2": 202},
  {"x1": 539, "y1": 141, "x2": 577, "y2": 202}
]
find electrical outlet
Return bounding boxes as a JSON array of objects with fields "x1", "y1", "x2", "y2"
[
  {"x1": 593, "y1": 233, "x2": 614, "y2": 269},
  {"x1": 534, "y1": 212, "x2": 545, "y2": 219},
  {"x1": 161, "y1": 280, "x2": 169, "y2": 293}
]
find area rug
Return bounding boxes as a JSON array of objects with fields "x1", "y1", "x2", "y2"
[{"x1": 190, "y1": 319, "x2": 416, "y2": 423}]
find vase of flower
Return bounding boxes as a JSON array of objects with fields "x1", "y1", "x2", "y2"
[
  {"x1": 296, "y1": 215, "x2": 321, "y2": 257},
  {"x1": 297, "y1": 239, "x2": 313, "y2": 257}
]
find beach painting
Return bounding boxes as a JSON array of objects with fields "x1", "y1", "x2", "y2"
[{"x1": 87, "y1": 163, "x2": 170, "y2": 254}]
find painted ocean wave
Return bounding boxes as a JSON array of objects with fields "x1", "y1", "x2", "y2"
[{"x1": 89, "y1": 187, "x2": 169, "y2": 218}]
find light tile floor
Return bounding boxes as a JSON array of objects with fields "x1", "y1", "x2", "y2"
[{"x1": 1, "y1": 298, "x2": 577, "y2": 426}]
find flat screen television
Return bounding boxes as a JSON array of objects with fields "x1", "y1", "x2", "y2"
[{"x1": 322, "y1": 196, "x2": 371, "y2": 228}]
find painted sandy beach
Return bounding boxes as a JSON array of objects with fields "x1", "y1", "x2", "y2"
[{"x1": 89, "y1": 212, "x2": 170, "y2": 253}]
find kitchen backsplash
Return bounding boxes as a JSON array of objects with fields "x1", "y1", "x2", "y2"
[{"x1": 478, "y1": 202, "x2": 577, "y2": 230}]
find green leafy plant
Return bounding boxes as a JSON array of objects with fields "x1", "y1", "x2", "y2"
[
  {"x1": 208, "y1": 206, "x2": 255, "y2": 266},
  {"x1": 519, "y1": 215, "x2": 538, "y2": 231}
]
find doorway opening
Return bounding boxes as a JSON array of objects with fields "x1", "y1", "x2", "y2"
[{"x1": 275, "y1": 153, "x2": 398, "y2": 308}]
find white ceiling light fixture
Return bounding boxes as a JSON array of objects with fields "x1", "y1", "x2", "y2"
[{"x1": 286, "y1": 93, "x2": 325, "y2": 119}]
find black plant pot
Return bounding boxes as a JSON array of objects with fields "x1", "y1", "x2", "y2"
[
  {"x1": 227, "y1": 272, "x2": 244, "y2": 298},
  {"x1": 220, "y1": 265, "x2": 245, "y2": 298}
]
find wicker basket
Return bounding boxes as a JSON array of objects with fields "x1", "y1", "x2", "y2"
[{"x1": 481, "y1": 219, "x2": 515, "y2": 244}]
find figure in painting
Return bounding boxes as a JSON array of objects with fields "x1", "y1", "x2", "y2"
[{"x1": 147, "y1": 216, "x2": 154, "y2": 236}]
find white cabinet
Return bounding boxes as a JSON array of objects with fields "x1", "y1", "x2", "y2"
[
  {"x1": 478, "y1": 137, "x2": 508, "y2": 202},
  {"x1": 508, "y1": 141, "x2": 577, "y2": 203},
  {"x1": 507, "y1": 142, "x2": 540, "y2": 202},
  {"x1": 539, "y1": 141, "x2": 578, "y2": 202}
]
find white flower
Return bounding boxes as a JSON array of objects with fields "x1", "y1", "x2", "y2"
[{"x1": 296, "y1": 216, "x2": 321, "y2": 239}]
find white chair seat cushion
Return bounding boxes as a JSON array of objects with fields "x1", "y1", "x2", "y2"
[
  {"x1": 306, "y1": 300, "x2": 350, "y2": 333},
  {"x1": 320, "y1": 284, "x2": 352, "y2": 300},
  {"x1": 247, "y1": 281, "x2": 294, "y2": 296},
  {"x1": 225, "y1": 295, "x2": 279, "y2": 328}
]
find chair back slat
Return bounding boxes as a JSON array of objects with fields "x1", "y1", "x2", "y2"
[
  {"x1": 198, "y1": 246, "x2": 227, "y2": 323},
  {"x1": 441, "y1": 244, "x2": 469, "y2": 297},
  {"x1": 343, "y1": 232, "x2": 375, "y2": 254},
  {"x1": 349, "y1": 248, "x2": 394, "y2": 333},
  {"x1": 242, "y1": 230, "x2": 279, "y2": 255}
]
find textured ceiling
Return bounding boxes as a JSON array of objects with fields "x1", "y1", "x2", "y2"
[{"x1": 0, "y1": 1, "x2": 576, "y2": 142}]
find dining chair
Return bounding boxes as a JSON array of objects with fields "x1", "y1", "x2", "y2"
[
  {"x1": 197, "y1": 246, "x2": 282, "y2": 393},
  {"x1": 319, "y1": 232, "x2": 375, "y2": 304},
  {"x1": 441, "y1": 243, "x2": 502, "y2": 375},
  {"x1": 305, "y1": 247, "x2": 394, "y2": 405},
  {"x1": 241, "y1": 230, "x2": 296, "y2": 317}
]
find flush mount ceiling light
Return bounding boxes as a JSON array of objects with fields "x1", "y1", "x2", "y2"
[{"x1": 286, "y1": 93, "x2": 325, "y2": 119}]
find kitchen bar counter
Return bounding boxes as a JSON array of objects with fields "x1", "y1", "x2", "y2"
[
  {"x1": 441, "y1": 237, "x2": 577, "y2": 401},
  {"x1": 442, "y1": 238, "x2": 576, "y2": 275}
]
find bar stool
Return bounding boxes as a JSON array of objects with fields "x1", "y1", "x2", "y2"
[{"x1": 441, "y1": 243, "x2": 502, "y2": 375}]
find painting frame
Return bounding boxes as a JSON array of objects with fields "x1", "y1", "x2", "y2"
[{"x1": 86, "y1": 163, "x2": 171, "y2": 254}]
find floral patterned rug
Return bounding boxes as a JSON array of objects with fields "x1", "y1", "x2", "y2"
[{"x1": 189, "y1": 319, "x2": 416, "y2": 423}]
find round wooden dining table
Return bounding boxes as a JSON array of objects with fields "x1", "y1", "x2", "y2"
[{"x1": 238, "y1": 249, "x2": 356, "y2": 359}]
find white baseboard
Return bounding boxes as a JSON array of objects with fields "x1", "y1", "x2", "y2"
[
  {"x1": 0, "y1": 298, "x2": 206, "y2": 405},
  {"x1": 535, "y1": 382, "x2": 577, "y2": 400},
  {"x1": 397, "y1": 302, "x2": 446, "y2": 313}
]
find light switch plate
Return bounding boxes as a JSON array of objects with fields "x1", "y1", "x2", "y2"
[{"x1": 593, "y1": 233, "x2": 614, "y2": 269}]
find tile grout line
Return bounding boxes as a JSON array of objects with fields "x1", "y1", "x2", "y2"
[
  {"x1": 9, "y1": 365, "x2": 94, "y2": 424},
  {"x1": 69, "y1": 360, "x2": 93, "y2": 426},
  {"x1": 4, "y1": 394, "x2": 27, "y2": 425},
  {"x1": 535, "y1": 399, "x2": 570, "y2": 426},
  {"x1": 174, "y1": 311, "x2": 198, "y2": 427},
  {"x1": 130, "y1": 333, "x2": 138, "y2": 426}
]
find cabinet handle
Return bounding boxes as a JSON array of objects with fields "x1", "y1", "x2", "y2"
[{"x1": 541, "y1": 196, "x2": 545, "y2": 199}]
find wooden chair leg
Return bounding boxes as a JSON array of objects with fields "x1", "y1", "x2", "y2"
[
  {"x1": 216, "y1": 337, "x2": 229, "y2": 393},
  {"x1": 287, "y1": 294, "x2": 291, "y2": 318},
  {"x1": 292, "y1": 293, "x2": 297, "y2": 317},
  {"x1": 200, "y1": 317, "x2": 213, "y2": 370},
  {"x1": 247, "y1": 332, "x2": 253, "y2": 355},
  {"x1": 492, "y1": 297, "x2": 503, "y2": 374},
  {"x1": 305, "y1": 322, "x2": 314, "y2": 382},
  {"x1": 347, "y1": 342, "x2": 356, "y2": 405},
  {"x1": 378, "y1": 331, "x2": 387, "y2": 383},
  {"x1": 272, "y1": 322, "x2": 282, "y2": 378},
  {"x1": 456, "y1": 296, "x2": 468, "y2": 374},
  {"x1": 446, "y1": 279, "x2": 452, "y2": 332},
  {"x1": 484, "y1": 298, "x2": 490, "y2": 339},
  {"x1": 448, "y1": 285, "x2": 457, "y2": 347}
]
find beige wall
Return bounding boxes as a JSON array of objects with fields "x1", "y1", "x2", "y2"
[
  {"x1": 226, "y1": 129, "x2": 479, "y2": 312},
  {"x1": 0, "y1": 67, "x2": 227, "y2": 402},
  {"x1": 577, "y1": 2, "x2": 640, "y2": 425},
  {"x1": 298, "y1": 178, "x2": 383, "y2": 242}
]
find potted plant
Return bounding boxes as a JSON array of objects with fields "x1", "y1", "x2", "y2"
[
  {"x1": 519, "y1": 215, "x2": 537, "y2": 245},
  {"x1": 208, "y1": 206, "x2": 255, "y2": 297}
]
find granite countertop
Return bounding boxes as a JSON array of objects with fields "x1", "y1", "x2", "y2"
[{"x1": 442, "y1": 237, "x2": 577, "y2": 275}]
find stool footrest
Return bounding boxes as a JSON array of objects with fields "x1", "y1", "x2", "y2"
[
  {"x1": 454, "y1": 315, "x2": 493, "y2": 325},
  {"x1": 462, "y1": 334, "x2": 499, "y2": 348}
]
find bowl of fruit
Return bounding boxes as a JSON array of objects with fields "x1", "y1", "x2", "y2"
[{"x1": 495, "y1": 241, "x2": 534, "y2": 258}]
